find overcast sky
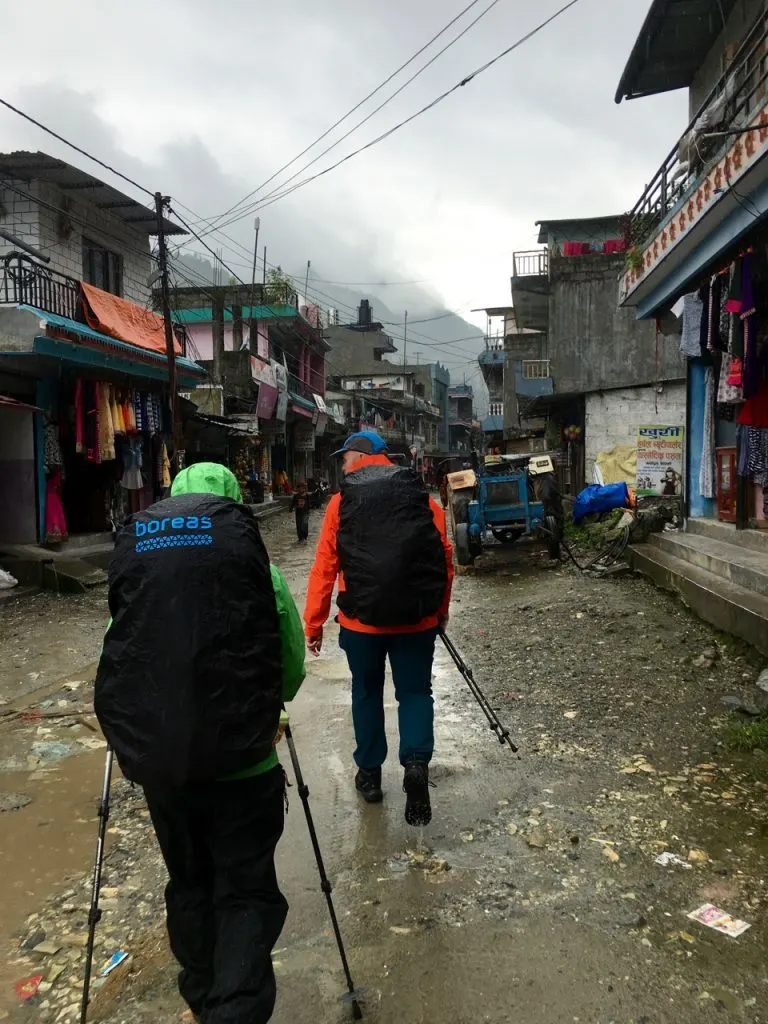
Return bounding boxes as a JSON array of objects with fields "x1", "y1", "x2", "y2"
[{"x1": 1, "y1": 0, "x2": 687, "y2": 358}]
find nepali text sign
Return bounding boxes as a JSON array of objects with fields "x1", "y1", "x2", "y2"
[{"x1": 635, "y1": 425, "x2": 684, "y2": 496}]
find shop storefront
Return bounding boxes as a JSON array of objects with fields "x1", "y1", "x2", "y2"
[
  {"x1": 682, "y1": 248, "x2": 768, "y2": 529},
  {"x1": 0, "y1": 305, "x2": 205, "y2": 547}
]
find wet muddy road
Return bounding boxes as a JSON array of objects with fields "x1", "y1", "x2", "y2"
[{"x1": 1, "y1": 514, "x2": 767, "y2": 1024}]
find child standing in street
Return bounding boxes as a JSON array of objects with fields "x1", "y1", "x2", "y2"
[{"x1": 291, "y1": 482, "x2": 310, "y2": 544}]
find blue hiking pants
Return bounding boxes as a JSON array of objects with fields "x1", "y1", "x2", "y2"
[{"x1": 339, "y1": 627, "x2": 437, "y2": 769}]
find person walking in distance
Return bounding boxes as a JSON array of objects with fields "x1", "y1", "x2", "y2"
[
  {"x1": 94, "y1": 463, "x2": 305, "y2": 1024},
  {"x1": 304, "y1": 432, "x2": 454, "y2": 826},
  {"x1": 291, "y1": 481, "x2": 311, "y2": 544}
]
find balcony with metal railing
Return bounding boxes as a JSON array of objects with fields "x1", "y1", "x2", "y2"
[
  {"x1": 1, "y1": 253, "x2": 80, "y2": 319},
  {"x1": 513, "y1": 250, "x2": 549, "y2": 278},
  {"x1": 621, "y1": 9, "x2": 768, "y2": 310},
  {"x1": 1, "y1": 252, "x2": 190, "y2": 355},
  {"x1": 511, "y1": 250, "x2": 549, "y2": 332}
]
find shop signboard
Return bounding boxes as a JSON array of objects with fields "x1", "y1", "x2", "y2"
[
  {"x1": 294, "y1": 424, "x2": 315, "y2": 452},
  {"x1": 635, "y1": 425, "x2": 684, "y2": 496}
]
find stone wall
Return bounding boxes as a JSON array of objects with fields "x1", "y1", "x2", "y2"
[
  {"x1": 0, "y1": 178, "x2": 153, "y2": 306},
  {"x1": 584, "y1": 383, "x2": 687, "y2": 480}
]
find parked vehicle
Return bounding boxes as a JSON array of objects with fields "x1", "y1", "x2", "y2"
[{"x1": 446, "y1": 452, "x2": 563, "y2": 565}]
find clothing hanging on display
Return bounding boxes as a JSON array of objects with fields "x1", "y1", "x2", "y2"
[
  {"x1": 121, "y1": 438, "x2": 144, "y2": 491},
  {"x1": 700, "y1": 367, "x2": 716, "y2": 500},
  {"x1": 681, "y1": 293, "x2": 704, "y2": 358},
  {"x1": 45, "y1": 469, "x2": 68, "y2": 544},
  {"x1": 43, "y1": 422, "x2": 64, "y2": 474}
]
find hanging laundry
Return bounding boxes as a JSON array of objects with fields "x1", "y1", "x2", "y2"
[
  {"x1": 718, "y1": 354, "x2": 743, "y2": 404},
  {"x1": 159, "y1": 442, "x2": 171, "y2": 489},
  {"x1": 738, "y1": 426, "x2": 768, "y2": 486}
]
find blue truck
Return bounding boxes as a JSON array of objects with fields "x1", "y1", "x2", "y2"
[{"x1": 445, "y1": 452, "x2": 564, "y2": 566}]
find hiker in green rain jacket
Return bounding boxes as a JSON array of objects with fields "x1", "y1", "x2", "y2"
[{"x1": 95, "y1": 462, "x2": 304, "y2": 1024}]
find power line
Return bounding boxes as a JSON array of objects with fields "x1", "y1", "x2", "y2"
[
  {"x1": 199, "y1": 0, "x2": 505, "y2": 238},
  {"x1": 0, "y1": 176, "x2": 160, "y2": 267},
  {"x1": 211, "y1": 0, "x2": 584, "y2": 226},
  {"x1": 195, "y1": 0, "x2": 488, "y2": 231},
  {"x1": 0, "y1": 96, "x2": 155, "y2": 199}
]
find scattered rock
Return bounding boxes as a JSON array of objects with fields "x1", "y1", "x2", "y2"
[
  {"x1": 0, "y1": 792, "x2": 32, "y2": 813},
  {"x1": 721, "y1": 695, "x2": 761, "y2": 716},
  {"x1": 525, "y1": 828, "x2": 548, "y2": 849},
  {"x1": 756, "y1": 668, "x2": 768, "y2": 694}
]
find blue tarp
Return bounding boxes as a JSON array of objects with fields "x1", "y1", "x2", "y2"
[{"x1": 572, "y1": 483, "x2": 632, "y2": 524}]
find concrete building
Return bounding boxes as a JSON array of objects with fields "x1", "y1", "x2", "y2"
[
  {"x1": 0, "y1": 151, "x2": 180, "y2": 306},
  {"x1": 477, "y1": 306, "x2": 550, "y2": 452},
  {"x1": 613, "y1": 0, "x2": 768, "y2": 654},
  {"x1": 171, "y1": 282, "x2": 330, "y2": 493},
  {"x1": 324, "y1": 300, "x2": 450, "y2": 460},
  {"x1": 512, "y1": 216, "x2": 686, "y2": 483},
  {"x1": 448, "y1": 383, "x2": 478, "y2": 451},
  {"x1": 0, "y1": 152, "x2": 204, "y2": 553}
]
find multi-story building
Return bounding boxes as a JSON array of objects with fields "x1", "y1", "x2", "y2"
[
  {"x1": 325, "y1": 299, "x2": 449, "y2": 464},
  {"x1": 0, "y1": 151, "x2": 204, "y2": 550},
  {"x1": 613, "y1": 0, "x2": 768, "y2": 652},
  {"x1": 616, "y1": 0, "x2": 768, "y2": 523},
  {"x1": 511, "y1": 215, "x2": 686, "y2": 484},
  {"x1": 171, "y1": 283, "x2": 330, "y2": 494},
  {"x1": 476, "y1": 306, "x2": 550, "y2": 452},
  {"x1": 448, "y1": 383, "x2": 477, "y2": 451}
]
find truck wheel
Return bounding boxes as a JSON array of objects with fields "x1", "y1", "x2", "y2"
[{"x1": 455, "y1": 523, "x2": 474, "y2": 566}]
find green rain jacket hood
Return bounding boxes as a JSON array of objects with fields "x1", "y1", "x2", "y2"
[{"x1": 171, "y1": 462, "x2": 242, "y2": 502}]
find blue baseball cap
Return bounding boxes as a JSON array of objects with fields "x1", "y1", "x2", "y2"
[{"x1": 331, "y1": 430, "x2": 389, "y2": 457}]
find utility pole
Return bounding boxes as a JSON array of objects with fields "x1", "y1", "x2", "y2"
[
  {"x1": 304, "y1": 259, "x2": 311, "y2": 304},
  {"x1": 154, "y1": 192, "x2": 180, "y2": 473},
  {"x1": 402, "y1": 310, "x2": 408, "y2": 448},
  {"x1": 248, "y1": 217, "x2": 261, "y2": 353}
]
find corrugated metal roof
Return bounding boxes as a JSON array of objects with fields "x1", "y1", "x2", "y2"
[
  {"x1": 615, "y1": 0, "x2": 738, "y2": 104},
  {"x1": 0, "y1": 151, "x2": 184, "y2": 235},
  {"x1": 536, "y1": 214, "x2": 623, "y2": 243}
]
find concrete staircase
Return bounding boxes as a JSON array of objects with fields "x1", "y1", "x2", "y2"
[{"x1": 629, "y1": 518, "x2": 768, "y2": 657}]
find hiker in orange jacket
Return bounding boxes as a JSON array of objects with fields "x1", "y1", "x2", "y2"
[{"x1": 304, "y1": 431, "x2": 454, "y2": 826}]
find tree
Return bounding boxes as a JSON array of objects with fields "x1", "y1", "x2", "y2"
[{"x1": 264, "y1": 267, "x2": 295, "y2": 306}]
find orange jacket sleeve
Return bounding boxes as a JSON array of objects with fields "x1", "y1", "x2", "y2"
[
  {"x1": 303, "y1": 494, "x2": 341, "y2": 636},
  {"x1": 429, "y1": 497, "x2": 454, "y2": 618}
]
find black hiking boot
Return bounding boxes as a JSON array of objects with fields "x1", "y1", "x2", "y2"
[
  {"x1": 403, "y1": 759, "x2": 432, "y2": 826},
  {"x1": 355, "y1": 767, "x2": 383, "y2": 804}
]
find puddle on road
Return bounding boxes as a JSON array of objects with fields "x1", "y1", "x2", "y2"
[{"x1": 0, "y1": 747, "x2": 115, "y2": 1011}]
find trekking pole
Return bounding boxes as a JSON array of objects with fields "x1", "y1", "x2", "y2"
[
  {"x1": 439, "y1": 631, "x2": 519, "y2": 754},
  {"x1": 283, "y1": 720, "x2": 365, "y2": 1020},
  {"x1": 80, "y1": 746, "x2": 114, "y2": 1024}
]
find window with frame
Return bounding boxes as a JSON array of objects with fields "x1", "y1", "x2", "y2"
[{"x1": 82, "y1": 237, "x2": 123, "y2": 296}]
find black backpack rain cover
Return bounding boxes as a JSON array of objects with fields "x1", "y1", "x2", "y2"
[
  {"x1": 336, "y1": 464, "x2": 448, "y2": 628},
  {"x1": 95, "y1": 494, "x2": 282, "y2": 788}
]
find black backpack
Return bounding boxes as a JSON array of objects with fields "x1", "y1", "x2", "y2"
[
  {"x1": 336, "y1": 464, "x2": 447, "y2": 628},
  {"x1": 94, "y1": 493, "x2": 282, "y2": 788}
]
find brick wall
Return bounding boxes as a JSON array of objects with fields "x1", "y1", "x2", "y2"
[
  {"x1": 0, "y1": 178, "x2": 153, "y2": 306},
  {"x1": 585, "y1": 383, "x2": 686, "y2": 480}
]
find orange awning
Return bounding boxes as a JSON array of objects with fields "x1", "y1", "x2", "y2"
[{"x1": 80, "y1": 282, "x2": 181, "y2": 356}]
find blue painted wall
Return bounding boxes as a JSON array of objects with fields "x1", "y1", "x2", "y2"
[{"x1": 687, "y1": 360, "x2": 716, "y2": 520}]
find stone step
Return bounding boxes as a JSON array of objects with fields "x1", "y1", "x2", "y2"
[
  {"x1": 628, "y1": 542, "x2": 768, "y2": 656},
  {"x1": 649, "y1": 531, "x2": 768, "y2": 599},
  {"x1": 686, "y1": 516, "x2": 768, "y2": 555},
  {"x1": 58, "y1": 531, "x2": 113, "y2": 553}
]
